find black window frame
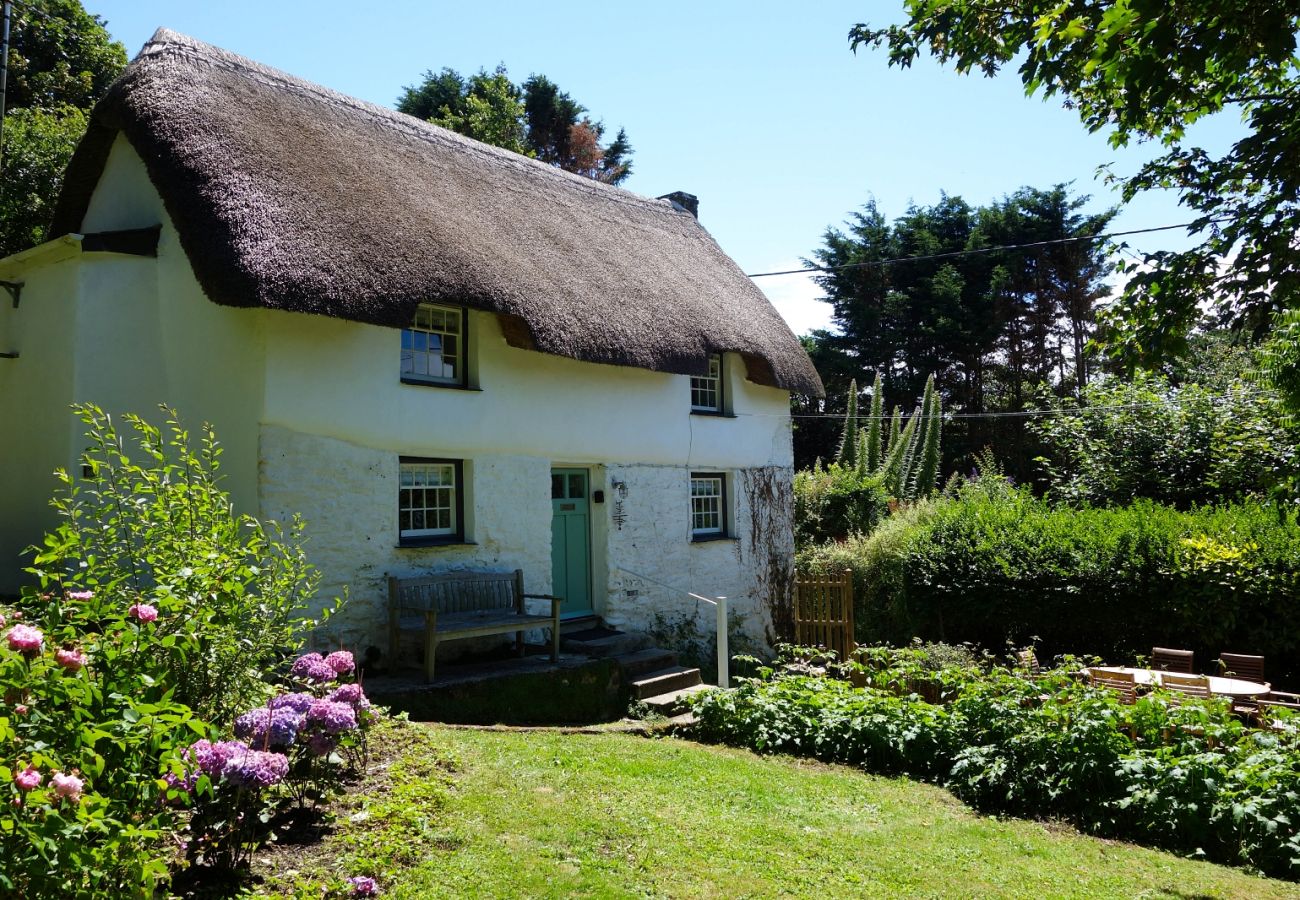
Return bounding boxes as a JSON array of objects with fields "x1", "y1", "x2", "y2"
[{"x1": 397, "y1": 456, "x2": 466, "y2": 546}]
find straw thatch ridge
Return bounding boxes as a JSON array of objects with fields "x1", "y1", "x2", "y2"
[{"x1": 52, "y1": 29, "x2": 823, "y2": 397}]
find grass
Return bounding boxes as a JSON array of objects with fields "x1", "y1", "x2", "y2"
[{"x1": 254, "y1": 719, "x2": 1300, "y2": 898}]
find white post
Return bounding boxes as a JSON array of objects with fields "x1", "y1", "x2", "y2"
[{"x1": 716, "y1": 595, "x2": 729, "y2": 689}]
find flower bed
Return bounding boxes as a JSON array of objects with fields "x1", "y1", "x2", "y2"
[{"x1": 693, "y1": 646, "x2": 1300, "y2": 879}]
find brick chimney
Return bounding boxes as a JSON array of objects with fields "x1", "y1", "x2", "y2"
[{"x1": 657, "y1": 191, "x2": 699, "y2": 219}]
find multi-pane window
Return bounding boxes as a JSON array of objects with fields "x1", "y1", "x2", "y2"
[
  {"x1": 399, "y1": 459, "x2": 462, "y2": 542},
  {"x1": 690, "y1": 473, "x2": 726, "y2": 539},
  {"x1": 690, "y1": 353, "x2": 722, "y2": 412},
  {"x1": 401, "y1": 304, "x2": 464, "y2": 385}
]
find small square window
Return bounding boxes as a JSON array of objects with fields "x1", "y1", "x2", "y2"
[
  {"x1": 690, "y1": 354, "x2": 722, "y2": 413},
  {"x1": 401, "y1": 303, "x2": 466, "y2": 386},
  {"x1": 399, "y1": 458, "x2": 464, "y2": 544},
  {"x1": 690, "y1": 472, "x2": 727, "y2": 539}
]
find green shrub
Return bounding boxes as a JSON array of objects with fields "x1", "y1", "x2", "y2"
[
  {"x1": 807, "y1": 479, "x2": 1300, "y2": 684},
  {"x1": 1, "y1": 405, "x2": 337, "y2": 894},
  {"x1": 28, "y1": 404, "x2": 327, "y2": 722},
  {"x1": 793, "y1": 463, "x2": 891, "y2": 545},
  {"x1": 693, "y1": 655, "x2": 1300, "y2": 878}
]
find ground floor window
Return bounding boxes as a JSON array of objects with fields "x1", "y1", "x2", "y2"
[
  {"x1": 399, "y1": 457, "x2": 463, "y2": 544},
  {"x1": 690, "y1": 472, "x2": 727, "y2": 539}
]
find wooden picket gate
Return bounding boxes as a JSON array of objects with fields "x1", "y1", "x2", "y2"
[{"x1": 793, "y1": 570, "x2": 855, "y2": 661}]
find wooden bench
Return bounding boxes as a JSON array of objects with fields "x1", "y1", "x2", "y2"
[{"x1": 387, "y1": 569, "x2": 561, "y2": 681}]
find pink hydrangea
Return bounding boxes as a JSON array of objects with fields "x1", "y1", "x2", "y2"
[
  {"x1": 66, "y1": 590, "x2": 94, "y2": 601},
  {"x1": 6, "y1": 624, "x2": 44, "y2": 655},
  {"x1": 348, "y1": 875, "x2": 380, "y2": 897},
  {"x1": 327, "y1": 683, "x2": 371, "y2": 710},
  {"x1": 14, "y1": 765, "x2": 41, "y2": 791},
  {"x1": 50, "y1": 771, "x2": 83, "y2": 802},
  {"x1": 127, "y1": 603, "x2": 159, "y2": 623},
  {"x1": 290, "y1": 652, "x2": 336, "y2": 683},
  {"x1": 325, "y1": 650, "x2": 356, "y2": 675},
  {"x1": 55, "y1": 648, "x2": 87, "y2": 672},
  {"x1": 187, "y1": 739, "x2": 249, "y2": 779},
  {"x1": 307, "y1": 699, "x2": 357, "y2": 734},
  {"x1": 223, "y1": 749, "x2": 289, "y2": 789}
]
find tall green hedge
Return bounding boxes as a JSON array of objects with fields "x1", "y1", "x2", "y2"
[{"x1": 799, "y1": 481, "x2": 1300, "y2": 684}]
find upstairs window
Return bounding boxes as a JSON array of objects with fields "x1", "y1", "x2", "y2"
[
  {"x1": 399, "y1": 458, "x2": 464, "y2": 544},
  {"x1": 401, "y1": 303, "x2": 465, "y2": 386},
  {"x1": 690, "y1": 472, "x2": 727, "y2": 539},
  {"x1": 690, "y1": 353, "x2": 722, "y2": 413}
]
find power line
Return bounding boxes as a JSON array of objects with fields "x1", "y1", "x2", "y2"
[{"x1": 746, "y1": 219, "x2": 1223, "y2": 279}]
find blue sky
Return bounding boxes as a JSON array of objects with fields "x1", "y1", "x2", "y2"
[{"x1": 88, "y1": 1, "x2": 1244, "y2": 335}]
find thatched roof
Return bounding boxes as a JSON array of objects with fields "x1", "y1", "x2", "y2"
[{"x1": 52, "y1": 29, "x2": 823, "y2": 397}]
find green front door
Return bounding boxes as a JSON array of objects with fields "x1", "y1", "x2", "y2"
[{"x1": 551, "y1": 468, "x2": 592, "y2": 619}]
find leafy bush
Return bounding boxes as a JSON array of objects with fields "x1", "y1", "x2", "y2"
[
  {"x1": 28, "y1": 404, "x2": 327, "y2": 722},
  {"x1": 793, "y1": 463, "x2": 891, "y2": 545},
  {"x1": 1031, "y1": 372, "x2": 1298, "y2": 507},
  {"x1": 693, "y1": 652, "x2": 1300, "y2": 878},
  {"x1": 801, "y1": 479, "x2": 1300, "y2": 684},
  {"x1": 1, "y1": 405, "x2": 339, "y2": 895}
]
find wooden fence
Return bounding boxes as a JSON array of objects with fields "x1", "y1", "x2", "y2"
[{"x1": 793, "y1": 570, "x2": 854, "y2": 661}]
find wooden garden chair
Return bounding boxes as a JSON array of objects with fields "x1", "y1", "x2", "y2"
[
  {"x1": 1151, "y1": 647, "x2": 1194, "y2": 673},
  {"x1": 1158, "y1": 672, "x2": 1211, "y2": 705},
  {"x1": 1088, "y1": 668, "x2": 1137, "y2": 705},
  {"x1": 1016, "y1": 648, "x2": 1041, "y2": 676},
  {"x1": 1218, "y1": 652, "x2": 1265, "y2": 683}
]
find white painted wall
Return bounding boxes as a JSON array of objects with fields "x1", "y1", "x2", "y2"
[{"x1": 1, "y1": 137, "x2": 802, "y2": 664}]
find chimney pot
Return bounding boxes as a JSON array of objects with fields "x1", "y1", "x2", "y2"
[{"x1": 658, "y1": 191, "x2": 699, "y2": 219}]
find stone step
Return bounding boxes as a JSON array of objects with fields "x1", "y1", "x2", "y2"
[
  {"x1": 631, "y1": 665, "x2": 703, "y2": 700},
  {"x1": 641, "y1": 683, "x2": 712, "y2": 715},
  {"x1": 563, "y1": 629, "x2": 652, "y2": 658},
  {"x1": 613, "y1": 647, "x2": 680, "y2": 678}
]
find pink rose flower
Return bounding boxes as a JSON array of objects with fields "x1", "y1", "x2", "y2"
[
  {"x1": 55, "y1": 648, "x2": 87, "y2": 672},
  {"x1": 0, "y1": 613, "x2": 6, "y2": 627},
  {"x1": 13, "y1": 704, "x2": 28, "y2": 715},
  {"x1": 127, "y1": 603, "x2": 159, "y2": 623},
  {"x1": 50, "y1": 771, "x2": 84, "y2": 803},
  {"x1": 14, "y1": 765, "x2": 41, "y2": 791},
  {"x1": 6, "y1": 624, "x2": 44, "y2": 655},
  {"x1": 66, "y1": 590, "x2": 94, "y2": 601}
]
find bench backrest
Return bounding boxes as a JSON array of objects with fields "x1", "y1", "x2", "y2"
[{"x1": 389, "y1": 569, "x2": 524, "y2": 616}]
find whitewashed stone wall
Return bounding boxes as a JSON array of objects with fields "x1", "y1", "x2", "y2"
[
  {"x1": 259, "y1": 425, "x2": 553, "y2": 654},
  {"x1": 600, "y1": 463, "x2": 794, "y2": 657}
]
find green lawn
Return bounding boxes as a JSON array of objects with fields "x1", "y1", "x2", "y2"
[{"x1": 256, "y1": 721, "x2": 1300, "y2": 898}]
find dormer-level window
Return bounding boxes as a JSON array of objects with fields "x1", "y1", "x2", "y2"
[
  {"x1": 690, "y1": 353, "x2": 722, "y2": 413},
  {"x1": 401, "y1": 303, "x2": 466, "y2": 386}
]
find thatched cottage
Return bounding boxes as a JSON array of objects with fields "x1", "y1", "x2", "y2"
[{"x1": 0, "y1": 30, "x2": 823, "y2": 663}]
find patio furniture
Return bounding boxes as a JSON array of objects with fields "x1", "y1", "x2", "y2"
[
  {"x1": 1088, "y1": 667, "x2": 1137, "y2": 704},
  {"x1": 1088, "y1": 666, "x2": 1270, "y2": 702},
  {"x1": 1016, "y1": 648, "x2": 1041, "y2": 676},
  {"x1": 1157, "y1": 672, "x2": 1211, "y2": 704},
  {"x1": 1219, "y1": 652, "x2": 1265, "y2": 683},
  {"x1": 1253, "y1": 692, "x2": 1300, "y2": 731},
  {"x1": 1151, "y1": 647, "x2": 1194, "y2": 673},
  {"x1": 388, "y1": 569, "x2": 562, "y2": 681}
]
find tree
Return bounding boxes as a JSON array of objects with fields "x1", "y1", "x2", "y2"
[
  {"x1": 0, "y1": 106, "x2": 87, "y2": 257},
  {"x1": 4, "y1": 0, "x2": 126, "y2": 112},
  {"x1": 851, "y1": 3, "x2": 1300, "y2": 382},
  {"x1": 398, "y1": 67, "x2": 633, "y2": 185},
  {"x1": 1, "y1": 1, "x2": 126, "y2": 257}
]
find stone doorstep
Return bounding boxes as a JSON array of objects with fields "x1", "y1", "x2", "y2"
[
  {"x1": 631, "y1": 665, "x2": 703, "y2": 700},
  {"x1": 640, "y1": 683, "x2": 712, "y2": 716},
  {"x1": 562, "y1": 628, "x2": 654, "y2": 658},
  {"x1": 612, "y1": 647, "x2": 680, "y2": 678}
]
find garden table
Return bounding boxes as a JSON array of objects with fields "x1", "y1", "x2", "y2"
[{"x1": 1091, "y1": 666, "x2": 1270, "y2": 701}]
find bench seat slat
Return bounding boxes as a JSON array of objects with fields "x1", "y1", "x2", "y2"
[{"x1": 395, "y1": 611, "x2": 556, "y2": 634}]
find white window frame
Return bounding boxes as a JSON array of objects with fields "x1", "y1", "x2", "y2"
[
  {"x1": 401, "y1": 303, "x2": 466, "y2": 386},
  {"x1": 690, "y1": 472, "x2": 727, "y2": 540},
  {"x1": 690, "y1": 353, "x2": 723, "y2": 413},
  {"x1": 399, "y1": 458, "x2": 463, "y2": 544}
]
